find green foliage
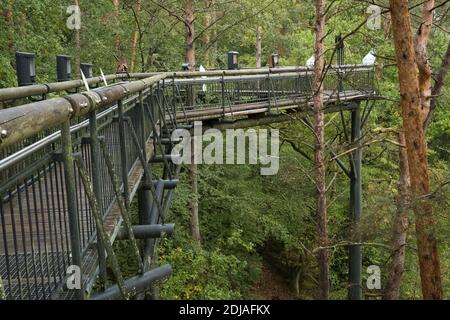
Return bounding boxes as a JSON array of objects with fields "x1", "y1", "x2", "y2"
[{"x1": 1, "y1": 0, "x2": 449, "y2": 300}]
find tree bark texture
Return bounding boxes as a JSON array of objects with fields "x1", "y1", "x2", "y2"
[
  {"x1": 389, "y1": 0, "x2": 442, "y2": 300},
  {"x1": 414, "y1": 0, "x2": 434, "y2": 125},
  {"x1": 383, "y1": 132, "x2": 410, "y2": 300},
  {"x1": 313, "y1": 0, "x2": 329, "y2": 300},
  {"x1": 256, "y1": 26, "x2": 262, "y2": 68}
]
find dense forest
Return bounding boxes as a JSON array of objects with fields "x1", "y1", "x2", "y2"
[{"x1": 0, "y1": 0, "x2": 449, "y2": 300}]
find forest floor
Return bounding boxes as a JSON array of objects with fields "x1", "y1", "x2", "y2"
[{"x1": 248, "y1": 263, "x2": 297, "y2": 300}]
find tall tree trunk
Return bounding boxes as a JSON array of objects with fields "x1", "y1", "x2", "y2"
[
  {"x1": 185, "y1": 0, "x2": 201, "y2": 244},
  {"x1": 256, "y1": 26, "x2": 262, "y2": 68},
  {"x1": 113, "y1": 0, "x2": 121, "y2": 53},
  {"x1": 4, "y1": 0, "x2": 14, "y2": 53},
  {"x1": 389, "y1": 0, "x2": 442, "y2": 300},
  {"x1": 130, "y1": 0, "x2": 141, "y2": 72},
  {"x1": 414, "y1": 0, "x2": 435, "y2": 125},
  {"x1": 185, "y1": 0, "x2": 196, "y2": 70},
  {"x1": 383, "y1": 131, "x2": 410, "y2": 300},
  {"x1": 424, "y1": 41, "x2": 450, "y2": 130},
  {"x1": 203, "y1": 0, "x2": 215, "y2": 68},
  {"x1": 313, "y1": 0, "x2": 329, "y2": 300},
  {"x1": 74, "y1": 0, "x2": 81, "y2": 79},
  {"x1": 188, "y1": 147, "x2": 201, "y2": 244}
]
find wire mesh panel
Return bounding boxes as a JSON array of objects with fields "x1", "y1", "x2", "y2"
[{"x1": 0, "y1": 158, "x2": 72, "y2": 300}]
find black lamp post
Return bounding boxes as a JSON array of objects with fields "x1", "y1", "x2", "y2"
[
  {"x1": 271, "y1": 53, "x2": 280, "y2": 67},
  {"x1": 181, "y1": 63, "x2": 190, "y2": 71},
  {"x1": 227, "y1": 51, "x2": 239, "y2": 70},
  {"x1": 80, "y1": 63, "x2": 94, "y2": 79},
  {"x1": 16, "y1": 52, "x2": 36, "y2": 86},
  {"x1": 335, "y1": 34, "x2": 344, "y2": 66},
  {"x1": 57, "y1": 55, "x2": 72, "y2": 82}
]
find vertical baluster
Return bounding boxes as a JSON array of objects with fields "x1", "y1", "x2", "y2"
[{"x1": 117, "y1": 100, "x2": 130, "y2": 208}]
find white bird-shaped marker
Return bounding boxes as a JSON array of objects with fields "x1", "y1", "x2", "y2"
[
  {"x1": 199, "y1": 65, "x2": 207, "y2": 92},
  {"x1": 362, "y1": 50, "x2": 376, "y2": 65},
  {"x1": 306, "y1": 55, "x2": 315, "y2": 68}
]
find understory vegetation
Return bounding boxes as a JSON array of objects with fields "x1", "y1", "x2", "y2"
[{"x1": 1, "y1": 0, "x2": 449, "y2": 299}]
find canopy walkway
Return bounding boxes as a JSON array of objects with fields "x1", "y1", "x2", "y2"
[{"x1": 0, "y1": 65, "x2": 376, "y2": 300}]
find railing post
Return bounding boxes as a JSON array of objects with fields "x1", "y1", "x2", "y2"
[
  {"x1": 117, "y1": 99, "x2": 130, "y2": 208},
  {"x1": 348, "y1": 103, "x2": 362, "y2": 300},
  {"x1": 61, "y1": 120, "x2": 84, "y2": 300},
  {"x1": 138, "y1": 92, "x2": 148, "y2": 162},
  {"x1": 221, "y1": 72, "x2": 226, "y2": 118},
  {"x1": 171, "y1": 75, "x2": 177, "y2": 128},
  {"x1": 88, "y1": 111, "x2": 108, "y2": 288},
  {"x1": 267, "y1": 73, "x2": 272, "y2": 114}
]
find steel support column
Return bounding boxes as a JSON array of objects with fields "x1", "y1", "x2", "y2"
[{"x1": 348, "y1": 104, "x2": 362, "y2": 300}]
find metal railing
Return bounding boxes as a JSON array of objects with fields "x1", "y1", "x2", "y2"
[{"x1": 0, "y1": 65, "x2": 375, "y2": 300}]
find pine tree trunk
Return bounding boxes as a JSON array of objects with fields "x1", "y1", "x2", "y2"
[
  {"x1": 4, "y1": 0, "x2": 14, "y2": 53},
  {"x1": 188, "y1": 143, "x2": 201, "y2": 244},
  {"x1": 383, "y1": 132, "x2": 410, "y2": 300},
  {"x1": 203, "y1": 0, "x2": 215, "y2": 68},
  {"x1": 389, "y1": 0, "x2": 442, "y2": 300},
  {"x1": 313, "y1": 0, "x2": 329, "y2": 300},
  {"x1": 256, "y1": 26, "x2": 262, "y2": 68},
  {"x1": 74, "y1": 0, "x2": 81, "y2": 79},
  {"x1": 185, "y1": 0, "x2": 196, "y2": 70},
  {"x1": 113, "y1": 0, "x2": 121, "y2": 53},
  {"x1": 185, "y1": 0, "x2": 201, "y2": 244},
  {"x1": 130, "y1": 0, "x2": 141, "y2": 72},
  {"x1": 414, "y1": 0, "x2": 434, "y2": 125}
]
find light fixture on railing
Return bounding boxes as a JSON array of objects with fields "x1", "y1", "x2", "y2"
[
  {"x1": 181, "y1": 63, "x2": 190, "y2": 71},
  {"x1": 227, "y1": 51, "x2": 239, "y2": 70},
  {"x1": 16, "y1": 51, "x2": 36, "y2": 87},
  {"x1": 80, "y1": 63, "x2": 93, "y2": 79},
  {"x1": 271, "y1": 53, "x2": 280, "y2": 68},
  {"x1": 335, "y1": 34, "x2": 344, "y2": 66},
  {"x1": 57, "y1": 55, "x2": 72, "y2": 82},
  {"x1": 57, "y1": 55, "x2": 78, "y2": 94},
  {"x1": 16, "y1": 51, "x2": 46, "y2": 101},
  {"x1": 80, "y1": 63, "x2": 98, "y2": 89}
]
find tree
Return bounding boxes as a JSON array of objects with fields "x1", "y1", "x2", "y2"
[
  {"x1": 113, "y1": 0, "x2": 121, "y2": 53},
  {"x1": 256, "y1": 26, "x2": 262, "y2": 68},
  {"x1": 414, "y1": 0, "x2": 435, "y2": 125},
  {"x1": 130, "y1": 0, "x2": 142, "y2": 72},
  {"x1": 383, "y1": 132, "x2": 410, "y2": 300},
  {"x1": 313, "y1": 0, "x2": 329, "y2": 300},
  {"x1": 185, "y1": 0, "x2": 201, "y2": 244},
  {"x1": 74, "y1": 0, "x2": 81, "y2": 79},
  {"x1": 389, "y1": 0, "x2": 442, "y2": 300},
  {"x1": 202, "y1": 0, "x2": 216, "y2": 68},
  {"x1": 185, "y1": 0, "x2": 196, "y2": 69}
]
